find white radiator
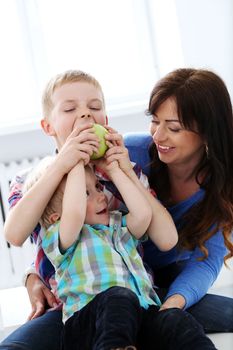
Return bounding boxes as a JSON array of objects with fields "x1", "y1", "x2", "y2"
[{"x1": 0, "y1": 157, "x2": 41, "y2": 289}]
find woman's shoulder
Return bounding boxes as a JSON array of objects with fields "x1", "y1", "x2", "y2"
[
  {"x1": 124, "y1": 132, "x2": 152, "y2": 175},
  {"x1": 124, "y1": 132, "x2": 152, "y2": 149}
]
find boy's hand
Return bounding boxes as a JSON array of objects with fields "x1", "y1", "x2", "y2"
[
  {"x1": 55, "y1": 123, "x2": 99, "y2": 174},
  {"x1": 92, "y1": 155, "x2": 119, "y2": 175},
  {"x1": 104, "y1": 127, "x2": 133, "y2": 174}
]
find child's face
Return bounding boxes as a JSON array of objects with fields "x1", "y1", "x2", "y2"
[
  {"x1": 43, "y1": 81, "x2": 106, "y2": 149},
  {"x1": 85, "y1": 168, "x2": 109, "y2": 226}
]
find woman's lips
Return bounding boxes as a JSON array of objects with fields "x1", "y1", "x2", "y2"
[{"x1": 156, "y1": 144, "x2": 174, "y2": 153}]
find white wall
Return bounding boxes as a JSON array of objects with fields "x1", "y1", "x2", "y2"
[
  {"x1": 175, "y1": 0, "x2": 233, "y2": 99},
  {"x1": 0, "y1": 0, "x2": 232, "y2": 163}
]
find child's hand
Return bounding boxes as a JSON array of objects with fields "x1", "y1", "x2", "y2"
[
  {"x1": 104, "y1": 127, "x2": 133, "y2": 174},
  {"x1": 92, "y1": 156, "x2": 119, "y2": 176},
  {"x1": 56, "y1": 123, "x2": 99, "y2": 174}
]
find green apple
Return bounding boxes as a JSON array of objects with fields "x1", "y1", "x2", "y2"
[{"x1": 91, "y1": 124, "x2": 108, "y2": 160}]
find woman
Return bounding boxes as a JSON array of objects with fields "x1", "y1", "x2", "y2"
[{"x1": 124, "y1": 68, "x2": 233, "y2": 332}]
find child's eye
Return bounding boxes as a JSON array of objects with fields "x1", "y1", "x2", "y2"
[
  {"x1": 64, "y1": 108, "x2": 75, "y2": 113},
  {"x1": 96, "y1": 182, "x2": 103, "y2": 192},
  {"x1": 90, "y1": 107, "x2": 101, "y2": 111}
]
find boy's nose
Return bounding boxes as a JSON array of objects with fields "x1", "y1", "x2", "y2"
[
  {"x1": 98, "y1": 192, "x2": 106, "y2": 202},
  {"x1": 81, "y1": 114, "x2": 91, "y2": 119},
  {"x1": 80, "y1": 114, "x2": 96, "y2": 123}
]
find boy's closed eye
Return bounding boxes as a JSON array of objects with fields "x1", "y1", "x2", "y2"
[{"x1": 64, "y1": 108, "x2": 75, "y2": 112}]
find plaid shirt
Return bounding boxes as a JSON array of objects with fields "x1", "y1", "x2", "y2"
[
  {"x1": 8, "y1": 163, "x2": 152, "y2": 293},
  {"x1": 42, "y1": 216, "x2": 161, "y2": 322}
]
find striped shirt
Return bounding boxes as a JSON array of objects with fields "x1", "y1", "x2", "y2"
[{"x1": 42, "y1": 214, "x2": 161, "y2": 322}]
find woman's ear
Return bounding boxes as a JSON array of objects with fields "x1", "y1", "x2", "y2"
[
  {"x1": 41, "y1": 118, "x2": 56, "y2": 136},
  {"x1": 49, "y1": 213, "x2": 60, "y2": 224}
]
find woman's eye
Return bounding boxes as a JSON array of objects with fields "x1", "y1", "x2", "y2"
[
  {"x1": 151, "y1": 119, "x2": 159, "y2": 125},
  {"x1": 169, "y1": 128, "x2": 181, "y2": 133}
]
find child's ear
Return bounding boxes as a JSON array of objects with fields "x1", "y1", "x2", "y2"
[
  {"x1": 41, "y1": 118, "x2": 56, "y2": 136},
  {"x1": 105, "y1": 115, "x2": 108, "y2": 125},
  {"x1": 49, "y1": 213, "x2": 60, "y2": 224}
]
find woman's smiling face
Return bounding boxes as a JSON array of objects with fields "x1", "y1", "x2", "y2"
[{"x1": 150, "y1": 97, "x2": 205, "y2": 168}]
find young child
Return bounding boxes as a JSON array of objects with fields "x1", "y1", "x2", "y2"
[{"x1": 21, "y1": 154, "x2": 216, "y2": 350}]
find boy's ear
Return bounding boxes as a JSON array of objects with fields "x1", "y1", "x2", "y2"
[
  {"x1": 41, "y1": 119, "x2": 56, "y2": 136},
  {"x1": 49, "y1": 212, "x2": 60, "y2": 224}
]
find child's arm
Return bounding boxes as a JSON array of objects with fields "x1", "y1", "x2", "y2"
[
  {"x1": 59, "y1": 162, "x2": 86, "y2": 251},
  {"x1": 104, "y1": 130, "x2": 178, "y2": 251},
  {"x1": 126, "y1": 169, "x2": 178, "y2": 250},
  {"x1": 106, "y1": 162, "x2": 152, "y2": 239},
  {"x1": 4, "y1": 124, "x2": 97, "y2": 246}
]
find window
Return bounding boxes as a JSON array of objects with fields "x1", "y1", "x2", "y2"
[{"x1": 0, "y1": 0, "x2": 160, "y2": 131}]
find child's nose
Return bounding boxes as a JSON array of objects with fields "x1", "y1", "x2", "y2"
[
  {"x1": 81, "y1": 114, "x2": 91, "y2": 119},
  {"x1": 80, "y1": 114, "x2": 96, "y2": 123},
  {"x1": 98, "y1": 192, "x2": 105, "y2": 201}
]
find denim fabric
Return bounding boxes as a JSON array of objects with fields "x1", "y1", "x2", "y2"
[
  {"x1": 1, "y1": 290, "x2": 232, "y2": 349},
  {"x1": 138, "y1": 307, "x2": 217, "y2": 350},
  {"x1": 62, "y1": 286, "x2": 216, "y2": 350},
  {"x1": 154, "y1": 262, "x2": 233, "y2": 333},
  {"x1": 63, "y1": 286, "x2": 141, "y2": 350},
  {"x1": 0, "y1": 310, "x2": 63, "y2": 350}
]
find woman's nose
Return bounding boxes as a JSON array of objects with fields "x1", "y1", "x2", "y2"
[{"x1": 152, "y1": 125, "x2": 167, "y2": 143}]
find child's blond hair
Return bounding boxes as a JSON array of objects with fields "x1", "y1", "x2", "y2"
[
  {"x1": 42, "y1": 69, "x2": 105, "y2": 119},
  {"x1": 23, "y1": 156, "x2": 65, "y2": 229}
]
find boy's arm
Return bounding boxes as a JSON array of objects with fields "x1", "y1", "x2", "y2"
[
  {"x1": 103, "y1": 130, "x2": 178, "y2": 251},
  {"x1": 127, "y1": 169, "x2": 178, "y2": 251},
  {"x1": 108, "y1": 165, "x2": 152, "y2": 239},
  {"x1": 4, "y1": 159, "x2": 65, "y2": 246},
  {"x1": 59, "y1": 162, "x2": 86, "y2": 251},
  {"x1": 4, "y1": 124, "x2": 96, "y2": 246}
]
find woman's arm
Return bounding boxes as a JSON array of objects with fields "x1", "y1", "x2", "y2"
[{"x1": 162, "y1": 230, "x2": 226, "y2": 310}]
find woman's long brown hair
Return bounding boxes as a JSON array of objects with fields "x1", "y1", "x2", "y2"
[{"x1": 147, "y1": 68, "x2": 233, "y2": 263}]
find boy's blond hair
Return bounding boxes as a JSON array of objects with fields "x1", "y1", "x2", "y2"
[
  {"x1": 23, "y1": 156, "x2": 65, "y2": 229},
  {"x1": 42, "y1": 69, "x2": 105, "y2": 119}
]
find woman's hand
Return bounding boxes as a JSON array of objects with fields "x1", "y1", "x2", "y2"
[
  {"x1": 26, "y1": 274, "x2": 59, "y2": 320},
  {"x1": 159, "y1": 294, "x2": 186, "y2": 311}
]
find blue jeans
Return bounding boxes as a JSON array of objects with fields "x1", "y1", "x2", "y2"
[
  {"x1": 0, "y1": 287, "x2": 221, "y2": 350},
  {"x1": 63, "y1": 286, "x2": 215, "y2": 350},
  {"x1": 63, "y1": 286, "x2": 141, "y2": 349}
]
